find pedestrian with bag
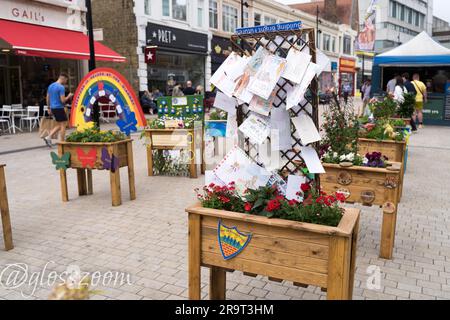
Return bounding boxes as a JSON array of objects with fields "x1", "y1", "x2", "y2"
[
  {"x1": 402, "y1": 73, "x2": 418, "y2": 132},
  {"x1": 42, "y1": 73, "x2": 73, "y2": 147},
  {"x1": 411, "y1": 73, "x2": 427, "y2": 129}
]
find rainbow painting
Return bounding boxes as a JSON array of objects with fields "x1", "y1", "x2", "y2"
[
  {"x1": 218, "y1": 220, "x2": 252, "y2": 260},
  {"x1": 70, "y1": 68, "x2": 146, "y2": 132}
]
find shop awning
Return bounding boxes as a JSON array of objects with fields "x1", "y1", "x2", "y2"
[{"x1": 0, "y1": 19, "x2": 126, "y2": 62}]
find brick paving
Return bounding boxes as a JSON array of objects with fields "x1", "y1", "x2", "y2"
[{"x1": 0, "y1": 123, "x2": 450, "y2": 300}]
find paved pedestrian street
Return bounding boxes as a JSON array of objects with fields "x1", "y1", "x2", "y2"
[{"x1": 0, "y1": 125, "x2": 450, "y2": 300}]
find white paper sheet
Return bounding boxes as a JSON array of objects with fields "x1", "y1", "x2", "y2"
[
  {"x1": 282, "y1": 50, "x2": 312, "y2": 84},
  {"x1": 301, "y1": 146, "x2": 325, "y2": 174},
  {"x1": 286, "y1": 62, "x2": 320, "y2": 110},
  {"x1": 213, "y1": 91, "x2": 237, "y2": 115},
  {"x1": 315, "y1": 49, "x2": 331, "y2": 76},
  {"x1": 238, "y1": 113, "x2": 271, "y2": 145},
  {"x1": 211, "y1": 52, "x2": 248, "y2": 82},
  {"x1": 213, "y1": 146, "x2": 269, "y2": 195},
  {"x1": 247, "y1": 47, "x2": 268, "y2": 75},
  {"x1": 286, "y1": 175, "x2": 307, "y2": 201},
  {"x1": 270, "y1": 106, "x2": 291, "y2": 151},
  {"x1": 248, "y1": 54, "x2": 286, "y2": 100},
  {"x1": 248, "y1": 93, "x2": 275, "y2": 117},
  {"x1": 292, "y1": 113, "x2": 321, "y2": 145},
  {"x1": 205, "y1": 170, "x2": 226, "y2": 187},
  {"x1": 226, "y1": 114, "x2": 238, "y2": 139},
  {"x1": 233, "y1": 72, "x2": 254, "y2": 104}
]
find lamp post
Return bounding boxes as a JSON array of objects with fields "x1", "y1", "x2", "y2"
[{"x1": 85, "y1": 0, "x2": 99, "y2": 127}]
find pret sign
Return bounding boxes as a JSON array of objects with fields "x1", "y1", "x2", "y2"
[
  {"x1": 145, "y1": 47, "x2": 156, "y2": 64},
  {"x1": 146, "y1": 23, "x2": 208, "y2": 53}
]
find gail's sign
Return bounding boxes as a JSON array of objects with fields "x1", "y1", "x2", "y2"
[{"x1": 0, "y1": 0, "x2": 84, "y2": 31}]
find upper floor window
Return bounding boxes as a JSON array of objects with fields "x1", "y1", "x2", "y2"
[
  {"x1": 209, "y1": 0, "x2": 218, "y2": 29},
  {"x1": 323, "y1": 34, "x2": 331, "y2": 52},
  {"x1": 243, "y1": 9, "x2": 249, "y2": 27},
  {"x1": 197, "y1": 0, "x2": 204, "y2": 27},
  {"x1": 145, "y1": 0, "x2": 151, "y2": 15},
  {"x1": 254, "y1": 13, "x2": 261, "y2": 26},
  {"x1": 162, "y1": 0, "x2": 187, "y2": 21},
  {"x1": 264, "y1": 16, "x2": 277, "y2": 25},
  {"x1": 343, "y1": 35, "x2": 352, "y2": 55},
  {"x1": 222, "y1": 4, "x2": 238, "y2": 33}
]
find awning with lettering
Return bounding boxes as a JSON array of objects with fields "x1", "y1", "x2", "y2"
[{"x1": 0, "y1": 19, "x2": 126, "y2": 62}]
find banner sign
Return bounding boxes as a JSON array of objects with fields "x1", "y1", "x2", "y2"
[
  {"x1": 235, "y1": 21, "x2": 302, "y2": 35},
  {"x1": 355, "y1": 0, "x2": 378, "y2": 52}
]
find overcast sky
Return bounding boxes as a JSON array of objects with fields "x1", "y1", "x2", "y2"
[{"x1": 276, "y1": 0, "x2": 450, "y2": 22}]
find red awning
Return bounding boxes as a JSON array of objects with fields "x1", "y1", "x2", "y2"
[{"x1": 0, "y1": 19, "x2": 126, "y2": 62}]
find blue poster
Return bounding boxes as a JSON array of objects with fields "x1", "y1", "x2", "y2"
[{"x1": 235, "y1": 21, "x2": 302, "y2": 35}]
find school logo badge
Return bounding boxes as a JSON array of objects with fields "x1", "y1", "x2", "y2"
[{"x1": 218, "y1": 220, "x2": 252, "y2": 260}]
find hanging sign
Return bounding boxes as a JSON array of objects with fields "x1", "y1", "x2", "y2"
[
  {"x1": 145, "y1": 47, "x2": 156, "y2": 64},
  {"x1": 235, "y1": 21, "x2": 302, "y2": 35},
  {"x1": 70, "y1": 68, "x2": 146, "y2": 132}
]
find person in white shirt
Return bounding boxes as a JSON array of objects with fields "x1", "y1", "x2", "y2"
[
  {"x1": 393, "y1": 76, "x2": 408, "y2": 104},
  {"x1": 386, "y1": 74, "x2": 398, "y2": 94}
]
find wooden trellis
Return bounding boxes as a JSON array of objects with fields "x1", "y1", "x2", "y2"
[{"x1": 230, "y1": 28, "x2": 320, "y2": 185}]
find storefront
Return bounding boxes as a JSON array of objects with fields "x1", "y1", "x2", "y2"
[
  {"x1": 372, "y1": 32, "x2": 450, "y2": 125},
  {"x1": 339, "y1": 57, "x2": 357, "y2": 96},
  {"x1": 0, "y1": 0, "x2": 125, "y2": 106},
  {"x1": 146, "y1": 23, "x2": 208, "y2": 95},
  {"x1": 210, "y1": 35, "x2": 233, "y2": 76}
]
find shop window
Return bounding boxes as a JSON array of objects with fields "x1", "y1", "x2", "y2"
[
  {"x1": 209, "y1": 0, "x2": 218, "y2": 29},
  {"x1": 243, "y1": 10, "x2": 249, "y2": 27},
  {"x1": 222, "y1": 4, "x2": 238, "y2": 33},
  {"x1": 254, "y1": 13, "x2": 261, "y2": 26}
]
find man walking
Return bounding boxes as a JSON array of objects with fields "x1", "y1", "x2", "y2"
[
  {"x1": 386, "y1": 74, "x2": 398, "y2": 94},
  {"x1": 411, "y1": 73, "x2": 427, "y2": 129},
  {"x1": 183, "y1": 80, "x2": 196, "y2": 96},
  {"x1": 43, "y1": 73, "x2": 73, "y2": 147},
  {"x1": 361, "y1": 79, "x2": 372, "y2": 117}
]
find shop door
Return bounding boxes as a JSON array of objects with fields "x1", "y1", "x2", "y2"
[{"x1": 0, "y1": 66, "x2": 22, "y2": 105}]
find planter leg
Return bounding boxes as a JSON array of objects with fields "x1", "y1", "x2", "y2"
[
  {"x1": 0, "y1": 166, "x2": 13, "y2": 251},
  {"x1": 210, "y1": 267, "x2": 226, "y2": 300},
  {"x1": 127, "y1": 141, "x2": 136, "y2": 201},
  {"x1": 77, "y1": 169, "x2": 87, "y2": 196},
  {"x1": 109, "y1": 145, "x2": 121, "y2": 206},
  {"x1": 380, "y1": 204, "x2": 397, "y2": 259},
  {"x1": 348, "y1": 215, "x2": 359, "y2": 299},
  {"x1": 188, "y1": 213, "x2": 201, "y2": 300},
  {"x1": 327, "y1": 237, "x2": 351, "y2": 300},
  {"x1": 58, "y1": 145, "x2": 68, "y2": 202},
  {"x1": 147, "y1": 145, "x2": 153, "y2": 177},
  {"x1": 86, "y1": 169, "x2": 93, "y2": 195}
]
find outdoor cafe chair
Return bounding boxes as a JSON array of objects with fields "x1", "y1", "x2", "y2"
[
  {"x1": 20, "y1": 106, "x2": 40, "y2": 132},
  {"x1": 0, "y1": 106, "x2": 12, "y2": 134}
]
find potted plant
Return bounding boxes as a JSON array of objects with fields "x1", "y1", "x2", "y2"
[
  {"x1": 320, "y1": 99, "x2": 401, "y2": 259},
  {"x1": 186, "y1": 181, "x2": 360, "y2": 300},
  {"x1": 54, "y1": 127, "x2": 135, "y2": 206}
]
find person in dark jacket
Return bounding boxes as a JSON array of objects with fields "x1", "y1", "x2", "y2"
[
  {"x1": 402, "y1": 73, "x2": 417, "y2": 132},
  {"x1": 183, "y1": 80, "x2": 196, "y2": 95}
]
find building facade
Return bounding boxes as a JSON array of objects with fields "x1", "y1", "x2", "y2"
[
  {"x1": 433, "y1": 16, "x2": 450, "y2": 49},
  {"x1": 0, "y1": 0, "x2": 87, "y2": 106},
  {"x1": 359, "y1": 0, "x2": 433, "y2": 54}
]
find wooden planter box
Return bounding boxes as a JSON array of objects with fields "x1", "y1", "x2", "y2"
[
  {"x1": 321, "y1": 163, "x2": 401, "y2": 259},
  {"x1": 57, "y1": 139, "x2": 136, "y2": 207},
  {"x1": 186, "y1": 204, "x2": 360, "y2": 300},
  {"x1": 0, "y1": 164, "x2": 13, "y2": 251},
  {"x1": 144, "y1": 128, "x2": 205, "y2": 178},
  {"x1": 358, "y1": 138, "x2": 407, "y2": 200}
]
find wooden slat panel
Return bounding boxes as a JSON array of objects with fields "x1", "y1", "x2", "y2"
[
  {"x1": 202, "y1": 226, "x2": 329, "y2": 260},
  {"x1": 202, "y1": 252, "x2": 328, "y2": 288},
  {"x1": 202, "y1": 237, "x2": 329, "y2": 274},
  {"x1": 62, "y1": 142, "x2": 129, "y2": 169},
  {"x1": 202, "y1": 216, "x2": 331, "y2": 246}
]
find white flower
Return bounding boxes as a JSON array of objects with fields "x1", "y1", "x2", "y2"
[
  {"x1": 339, "y1": 155, "x2": 346, "y2": 162},
  {"x1": 363, "y1": 157, "x2": 369, "y2": 165},
  {"x1": 346, "y1": 153, "x2": 355, "y2": 161},
  {"x1": 333, "y1": 152, "x2": 338, "y2": 159}
]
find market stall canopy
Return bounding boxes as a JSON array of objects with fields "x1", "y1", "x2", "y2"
[
  {"x1": 374, "y1": 31, "x2": 450, "y2": 66},
  {"x1": 0, "y1": 19, "x2": 126, "y2": 62}
]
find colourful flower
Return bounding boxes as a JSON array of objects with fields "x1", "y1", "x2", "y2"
[
  {"x1": 300, "y1": 183, "x2": 311, "y2": 192},
  {"x1": 244, "y1": 202, "x2": 252, "y2": 212},
  {"x1": 266, "y1": 199, "x2": 281, "y2": 212}
]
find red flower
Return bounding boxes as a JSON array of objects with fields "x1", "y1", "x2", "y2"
[
  {"x1": 335, "y1": 192, "x2": 346, "y2": 202},
  {"x1": 275, "y1": 195, "x2": 285, "y2": 201},
  {"x1": 208, "y1": 183, "x2": 215, "y2": 188},
  {"x1": 244, "y1": 202, "x2": 252, "y2": 211},
  {"x1": 218, "y1": 196, "x2": 230, "y2": 203},
  {"x1": 303, "y1": 194, "x2": 313, "y2": 206},
  {"x1": 300, "y1": 183, "x2": 311, "y2": 192},
  {"x1": 288, "y1": 199, "x2": 298, "y2": 206},
  {"x1": 266, "y1": 199, "x2": 281, "y2": 212}
]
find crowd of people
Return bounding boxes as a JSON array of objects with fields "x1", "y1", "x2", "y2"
[
  {"x1": 359, "y1": 72, "x2": 427, "y2": 133},
  {"x1": 140, "y1": 80, "x2": 204, "y2": 114}
]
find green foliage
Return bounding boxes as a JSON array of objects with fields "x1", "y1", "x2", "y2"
[
  {"x1": 66, "y1": 127, "x2": 126, "y2": 143},
  {"x1": 362, "y1": 120, "x2": 406, "y2": 142},
  {"x1": 370, "y1": 96, "x2": 397, "y2": 119},
  {"x1": 209, "y1": 109, "x2": 228, "y2": 120},
  {"x1": 321, "y1": 99, "x2": 359, "y2": 157},
  {"x1": 397, "y1": 93, "x2": 416, "y2": 118},
  {"x1": 244, "y1": 186, "x2": 282, "y2": 218},
  {"x1": 146, "y1": 118, "x2": 165, "y2": 129},
  {"x1": 152, "y1": 150, "x2": 190, "y2": 176}
]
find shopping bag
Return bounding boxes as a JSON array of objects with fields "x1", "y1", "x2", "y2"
[{"x1": 39, "y1": 117, "x2": 58, "y2": 139}]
